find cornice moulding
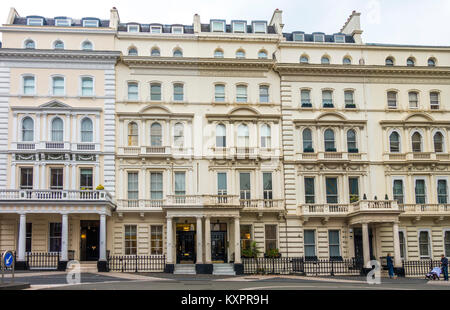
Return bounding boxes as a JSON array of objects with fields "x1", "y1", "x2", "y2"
[{"x1": 0, "y1": 48, "x2": 121, "y2": 63}]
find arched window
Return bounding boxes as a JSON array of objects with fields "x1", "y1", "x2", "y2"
[
  {"x1": 173, "y1": 49, "x2": 183, "y2": 57},
  {"x1": 261, "y1": 124, "x2": 271, "y2": 148},
  {"x1": 321, "y1": 56, "x2": 330, "y2": 64},
  {"x1": 407, "y1": 57, "x2": 415, "y2": 67},
  {"x1": 428, "y1": 58, "x2": 436, "y2": 67},
  {"x1": 22, "y1": 117, "x2": 34, "y2": 141},
  {"x1": 302, "y1": 128, "x2": 313, "y2": 152},
  {"x1": 258, "y1": 50, "x2": 267, "y2": 59},
  {"x1": 300, "y1": 55, "x2": 309, "y2": 64},
  {"x1": 412, "y1": 132, "x2": 422, "y2": 152},
  {"x1": 236, "y1": 49, "x2": 245, "y2": 59},
  {"x1": 51, "y1": 117, "x2": 64, "y2": 142},
  {"x1": 128, "y1": 122, "x2": 138, "y2": 146},
  {"x1": 237, "y1": 124, "x2": 249, "y2": 147},
  {"x1": 216, "y1": 124, "x2": 226, "y2": 147},
  {"x1": 385, "y1": 57, "x2": 394, "y2": 66},
  {"x1": 347, "y1": 129, "x2": 358, "y2": 153},
  {"x1": 343, "y1": 57, "x2": 352, "y2": 65},
  {"x1": 174, "y1": 123, "x2": 184, "y2": 147},
  {"x1": 81, "y1": 41, "x2": 93, "y2": 51},
  {"x1": 389, "y1": 131, "x2": 400, "y2": 153},
  {"x1": 324, "y1": 129, "x2": 335, "y2": 152},
  {"x1": 151, "y1": 47, "x2": 160, "y2": 57},
  {"x1": 434, "y1": 132, "x2": 444, "y2": 153},
  {"x1": 54, "y1": 40, "x2": 64, "y2": 50},
  {"x1": 128, "y1": 47, "x2": 138, "y2": 56},
  {"x1": 80, "y1": 118, "x2": 93, "y2": 142},
  {"x1": 150, "y1": 122, "x2": 162, "y2": 146},
  {"x1": 24, "y1": 40, "x2": 35, "y2": 49},
  {"x1": 214, "y1": 49, "x2": 224, "y2": 58}
]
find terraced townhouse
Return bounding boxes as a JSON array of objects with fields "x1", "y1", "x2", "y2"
[{"x1": 0, "y1": 7, "x2": 449, "y2": 275}]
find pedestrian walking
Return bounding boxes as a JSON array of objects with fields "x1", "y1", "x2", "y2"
[
  {"x1": 386, "y1": 253, "x2": 395, "y2": 279},
  {"x1": 441, "y1": 254, "x2": 449, "y2": 281}
]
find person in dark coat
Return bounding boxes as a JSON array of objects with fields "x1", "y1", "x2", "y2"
[
  {"x1": 386, "y1": 253, "x2": 394, "y2": 278},
  {"x1": 441, "y1": 254, "x2": 449, "y2": 281}
]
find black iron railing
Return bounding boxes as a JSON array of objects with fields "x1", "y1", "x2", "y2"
[
  {"x1": 402, "y1": 259, "x2": 441, "y2": 277},
  {"x1": 26, "y1": 252, "x2": 60, "y2": 270},
  {"x1": 108, "y1": 255, "x2": 166, "y2": 272}
]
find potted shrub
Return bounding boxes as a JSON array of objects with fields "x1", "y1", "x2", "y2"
[
  {"x1": 350, "y1": 194, "x2": 360, "y2": 203},
  {"x1": 326, "y1": 147, "x2": 337, "y2": 152},
  {"x1": 265, "y1": 248, "x2": 281, "y2": 258},
  {"x1": 303, "y1": 147, "x2": 315, "y2": 153},
  {"x1": 348, "y1": 148, "x2": 359, "y2": 153},
  {"x1": 96, "y1": 184, "x2": 105, "y2": 190}
]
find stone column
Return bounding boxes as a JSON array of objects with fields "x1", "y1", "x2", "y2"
[
  {"x1": 61, "y1": 213, "x2": 68, "y2": 261},
  {"x1": 205, "y1": 216, "x2": 211, "y2": 263},
  {"x1": 97, "y1": 213, "x2": 108, "y2": 272},
  {"x1": 362, "y1": 223, "x2": 371, "y2": 264},
  {"x1": 17, "y1": 213, "x2": 26, "y2": 261},
  {"x1": 166, "y1": 217, "x2": 174, "y2": 264},
  {"x1": 234, "y1": 217, "x2": 241, "y2": 264},
  {"x1": 196, "y1": 216, "x2": 203, "y2": 264},
  {"x1": 392, "y1": 222, "x2": 402, "y2": 267}
]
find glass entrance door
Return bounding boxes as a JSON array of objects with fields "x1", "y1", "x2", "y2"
[{"x1": 211, "y1": 223, "x2": 227, "y2": 262}]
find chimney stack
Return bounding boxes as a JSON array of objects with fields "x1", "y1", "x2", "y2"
[{"x1": 340, "y1": 11, "x2": 363, "y2": 44}]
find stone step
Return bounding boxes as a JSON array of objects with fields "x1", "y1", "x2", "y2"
[
  {"x1": 174, "y1": 264, "x2": 197, "y2": 275},
  {"x1": 213, "y1": 264, "x2": 235, "y2": 276}
]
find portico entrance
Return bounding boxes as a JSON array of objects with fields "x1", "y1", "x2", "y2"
[{"x1": 354, "y1": 227, "x2": 374, "y2": 261}]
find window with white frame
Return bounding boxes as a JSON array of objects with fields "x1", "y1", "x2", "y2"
[
  {"x1": 387, "y1": 91, "x2": 398, "y2": 109},
  {"x1": 50, "y1": 168, "x2": 63, "y2": 190},
  {"x1": 150, "y1": 122, "x2": 162, "y2": 146},
  {"x1": 172, "y1": 26, "x2": 183, "y2": 34},
  {"x1": 150, "y1": 172, "x2": 163, "y2": 199},
  {"x1": 389, "y1": 131, "x2": 401, "y2": 153},
  {"x1": 321, "y1": 56, "x2": 330, "y2": 64},
  {"x1": 54, "y1": 40, "x2": 64, "y2": 50},
  {"x1": 434, "y1": 132, "x2": 444, "y2": 153},
  {"x1": 324, "y1": 129, "x2": 336, "y2": 152},
  {"x1": 265, "y1": 225, "x2": 277, "y2": 252},
  {"x1": 258, "y1": 50, "x2": 267, "y2": 59},
  {"x1": 236, "y1": 85, "x2": 247, "y2": 102},
  {"x1": 215, "y1": 84, "x2": 225, "y2": 102},
  {"x1": 344, "y1": 90, "x2": 355, "y2": 108},
  {"x1": 80, "y1": 118, "x2": 93, "y2": 142},
  {"x1": 263, "y1": 172, "x2": 273, "y2": 200},
  {"x1": 347, "y1": 129, "x2": 358, "y2": 153},
  {"x1": 304, "y1": 177, "x2": 315, "y2": 203},
  {"x1": 325, "y1": 177, "x2": 338, "y2": 203},
  {"x1": 124, "y1": 225, "x2": 137, "y2": 255},
  {"x1": 81, "y1": 41, "x2": 93, "y2": 51},
  {"x1": 150, "y1": 83, "x2": 162, "y2": 100},
  {"x1": 217, "y1": 172, "x2": 227, "y2": 196},
  {"x1": 304, "y1": 230, "x2": 316, "y2": 258},
  {"x1": 237, "y1": 124, "x2": 249, "y2": 147},
  {"x1": 409, "y1": 92, "x2": 419, "y2": 109},
  {"x1": 415, "y1": 179, "x2": 426, "y2": 204},
  {"x1": 214, "y1": 49, "x2": 224, "y2": 58},
  {"x1": 127, "y1": 172, "x2": 139, "y2": 200},
  {"x1": 127, "y1": 24, "x2": 139, "y2": 32},
  {"x1": 20, "y1": 167, "x2": 33, "y2": 190},
  {"x1": 80, "y1": 168, "x2": 93, "y2": 190},
  {"x1": 301, "y1": 89, "x2": 311, "y2": 107},
  {"x1": 300, "y1": 55, "x2": 309, "y2": 64},
  {"x1": 174, "y1": 172, "x2": 186, "y2": 196},
  {"x1": 83, "y1": 19, "x2": 99, "y2": 27},
  {"x1": 216, "y1": 124, "x2": 226, "y2": 147},
  {"x1": 349, "y1": 177, "x2": 359, "y2": 202},
  {"x1": 322, "y1": 90, "x2": 333, "y2": 108},
  {"x1": 419, "y1": 231, "x2": 431, "y2": 258},
  {"x1": 430, "y1": 92, "x2": 440, "y2": 110},
  {"x1": 313, "y1": 34, "x2": 324, "y2": 42},
  {"x1": 236, "y1": 50, "x2": 245, "y2": 59},
  {"x1": 27, "y1": 18, "x2": 44, "y2": 26},
  {"x1": 293, "y1": 33, "x2": 304, "y2": 42},
  {"x1": 49, "y1": 223, "x2": 62, "y2": 252},
  {"x1": 211, "y1": 20, "x2": 225, "y2": 32},
  {"x1": 232, "y1": 21, "x2": 246, "y2": 33},
  {"x1": 261, "y1": 124, "x2": 271, "y2": 148},
  {"x1": 51, "y1": 117, "x2": 64, "y2": 142},
  {"x1": 259, "y1": 85, "x2": 269, "y2": 103},
  {"x1": 173, "y1": 122, "x2": 184, "y2": 147},
  {"x1": 22, "y1": 117, "x2": 34, "y2": 141},
  {"x1": 252, "y1": 22, "x2": 267, "y2": 33},
  {"x1": 303, "y1": 128, "x2": 313, "y2": 152},
  {"x1": 128, "y1": 47, "x2": 138, "y2": 56},
  {"x1": 173, "y1": 83, "x2": 184, "y2": 101},
  {"x1": 128, "y1": 82, "x2": 138, "y2": 100},
  {"x1": 81, "y1": 77, "x2": 94, "y2": 96},
  {"x1": 55, "y1": 18, "x2": 71, "y2": 27},
  {"x1": 150, "y1": 26, "x2": 162, "y2": 33},
  {"x1": 411, "y1": 132, "x2": 422, "y2": 152},
  {"x1": 128, "y1": 122, "x2": 138, "y2": 146},
  {"x1": 328, "y1": 230, "x2": 341, "y2": 258},
  {"x1": 393, "y1": 179, "x2": 404, "y2": 204},
  {"x1": 437, "y1": 179, "x2": 448, "y2": 204},
  {"x1": 239, "y1": 172, "x2": 251, "y2": 200},
  {"x1": 150, "y1": 226, "x2": 163, "y2": 254},
  {"x1": 24, "y1": 40, "x2": 35, "y2": 49},
  {"x1": 334, "y1": 35, "x2": 345, "y2": 43},
  {"x1": 399, "y1": 231, "x2": 406, "y2": 259},
  {"x1": 52, "y1": 76, "x2": 65, "y2": 96}
]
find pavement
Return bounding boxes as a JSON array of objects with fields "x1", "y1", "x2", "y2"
[{"x1": 1, "y1": 271, "x2": 446, "y2": 290}]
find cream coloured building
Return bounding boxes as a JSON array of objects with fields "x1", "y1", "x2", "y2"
[{"x1": 0, "y1": 7, "x2": 449, "y2": 275}]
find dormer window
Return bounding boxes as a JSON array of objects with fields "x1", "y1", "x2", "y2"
[
  {"x1": 27, "y1": 17, "x2": 44, "y2": 26},
  {"x1": 211, "y1": 20, "x2": 225, "y2": 32},
  {"x1": 127, "y1": 25, "x2": 140, "y2": 33},
  {"x1": 150, "y1": 26, "x2": 162, "y2": 34},
  {"x1": 293, "y1": 33, "x2": 304, "y2": 42},
  {"x1": 232, "y1": 21, "x2": 246, "y2": 33},
  {"x1": 334, "y1": 34, "x2": 345, "y2": 43},
  {"x1": 55, "y1": 18, "x2": 71, "y2": 27},
  {"x1": 172, "y1": 26, "x2": 184, "y2": 34},
  {"x1": 252, "y1": 21, "x2": 267, "y2": 33},
  {"x1": 83, "y1": 19, "x2": 99, "y2": 28},
  {"x1": 313, "y1": 34, "x2": 325, "y2": 42}
]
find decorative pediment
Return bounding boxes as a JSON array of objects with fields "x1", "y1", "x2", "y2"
[
  {"x1": 39, "y1": 100, "x2": 71, "y2": 109},
  {"x1": 228, "y1": 107, "x2": 260, "y2": 116},
  {"x1": 404, "y1": 113, "x2": 434, "y2": 122},
  {"x1": 316, "y1": 112, "x2": 347, "y2": 121},
  {"x1": 206, "y1": 106, "x2": 279, "y2": 123},
  {"x1": 139, "y1": 105, "x2": 172, "y2": 115}
]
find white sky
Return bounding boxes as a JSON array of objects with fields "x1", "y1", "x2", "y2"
[{"x1": 1, "y1": 0, "x2": 450, "y2": 46}]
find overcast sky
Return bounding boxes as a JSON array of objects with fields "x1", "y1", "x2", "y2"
[{"x1": 1, "y1": 0, "x2": 450, "y2": 46}]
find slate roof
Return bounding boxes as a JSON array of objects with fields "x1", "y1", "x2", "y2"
[
  {"x1": 13, "y1": 16, "x2": 110, "y2": 27},
  {"x1": 283, "y1": 32, "x2": 355, "y2": 43}
]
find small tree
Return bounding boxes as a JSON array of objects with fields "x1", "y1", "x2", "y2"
[{"x1": 242, "y1": 241, "x2": 264, "y2": 274}]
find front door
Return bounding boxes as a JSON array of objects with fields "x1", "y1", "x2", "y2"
[
  {"x1": 176, "y1": 231, "x2": 196, "y2": 263},
  {"x1": 353, "y1": 227, "x2": 374, "y2": 261},
  {"x1": 211, "y1": 231, "x2": 227, "y2": 262},
  {"x1": 80, "y1": 220, "x2": 99, "y2": 261}
]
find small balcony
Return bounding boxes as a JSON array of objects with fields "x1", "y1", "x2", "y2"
[
  {"x1": 384, "y1": 152, "x2": 449, "y2": 162},
  {"x1": 399, "y1": 204, "x2": 450, "y2": 216},
  {"x1": 117, "y1": 146, "x2": 193, "y2": 157},
  {"x1": 239, "y1": 199, "x2": 284, "y2": 211},
  {"x1": 299, "y1": 200, "x2": 400, "y2": 217},
  {"x1": 12, "y1": 141, "x2": 99, "y2": 153},
  {"x1": 0, "y1": 189, "x2": 112, "y2": 202}
]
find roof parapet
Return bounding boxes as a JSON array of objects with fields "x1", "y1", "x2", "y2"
[
  {"x1": 7, "y1": 7, "x2": 19, "y2": 24},
  {"x1": 340, "y1": 10, "x2": 363, "y2": 44}
]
